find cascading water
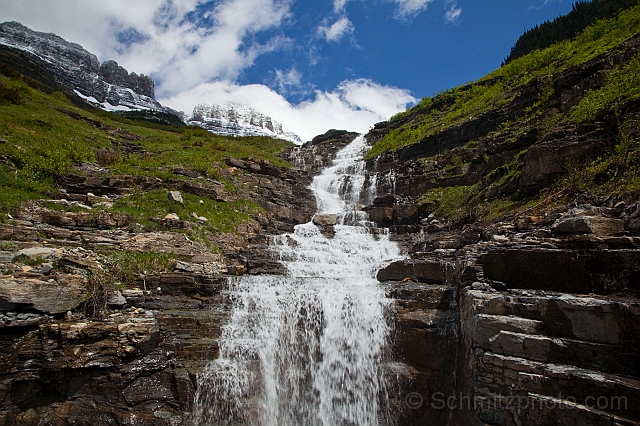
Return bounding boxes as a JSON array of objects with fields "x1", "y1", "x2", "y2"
[{"x1": 193, "y1": 135, "x2": 403, "y2": 426}]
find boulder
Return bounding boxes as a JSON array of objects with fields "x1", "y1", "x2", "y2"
[
  {"x1": 0, "y1": 275, "x2": 84, "y2": 314},
  {"x1": 551, "y1": 215, "x2": 624, "y2": 236},
  {"x1": 377, "y1": 259, "x2": 456, "y2": 284},
  {"x1": 168, "y1": 191, "x2": 184, "y2": 205},
  {"x1": 312, "y1": 214, "x2": 338, "y2": 226},
  {"x1": 15, "y1": 247, "x2": 60, "y2": 260}
]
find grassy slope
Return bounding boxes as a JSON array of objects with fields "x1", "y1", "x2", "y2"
[
  {"x1": 366, "y1": 4, "x2": 640, "y2": 223},
  {"x1": 0, "y1": 65, "x2": 293, "y2": 233},
  {"x1": 367, "y1": 4, "x2": 640, "y2": 159}
]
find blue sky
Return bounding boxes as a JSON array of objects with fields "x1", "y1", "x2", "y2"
[{"x1": 2, "y1": 0, "x2": 575, "y2": 140}]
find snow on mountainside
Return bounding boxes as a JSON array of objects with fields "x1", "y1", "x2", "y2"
[
  {"x1": 0, "y1": 21, "x2": 174, "y2": 114},
  {"x1": 190, "y1": 103, "x2": 303, "y2": 145}
]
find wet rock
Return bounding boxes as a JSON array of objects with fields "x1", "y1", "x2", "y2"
[
  {"x1": 123, "y1": 372, "x2": 175, "y2": 405},
  {"x1": 457, "y1": 288, "x2": 640, "y2": 425},
  {"x1": 377, "y1": 259, "x2": 456, "y2": 284},
  {"x1": 312, "y1": 214, "x2": 337, "y2": 226},
  {"x1": 479, "y1": 248, "x2": 640, "y2": 294}
]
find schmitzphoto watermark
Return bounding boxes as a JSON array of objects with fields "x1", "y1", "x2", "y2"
[{"x1": 404, "y1": 392, "x2": 628, "y2": 413}]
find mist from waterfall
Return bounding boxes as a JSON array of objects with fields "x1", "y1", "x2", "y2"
[{"x1": 193, "y1": 135, "x2": 403, "y2": 426}]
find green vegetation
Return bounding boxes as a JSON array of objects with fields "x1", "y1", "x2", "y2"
[
  {"x1": 0, "y1": 62, "x2": 293, "y2": 233},
  {"x1": 106, "y1": 250, "x2": 180, "y2": 285},
  {"x1": 562, "y1": 124, "x2": 640, "y2": 192},
  {"x1": 420, "y1": 186, "x2": 474, "y2": 218},
  {"x1": 571, "y1": 56, "x2": 640, "y2": 121},
  {"x1": 111, "y1": 189, "x2": 261, "y2": 233},
  {"x1": 0, "y1": 241, "x2": 18, "y2": 251},
  {"x1": 505, "y1": 0, "x2": 638, "y2": 63},
  {"x1": 366, "y1": 4, "x2": 640, "y2": 159}
]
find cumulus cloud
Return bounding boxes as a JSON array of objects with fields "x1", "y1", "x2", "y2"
[
  {"x1": 317, "y1": 16, "x2": 355, "y2": 42},
  {"x1": 392, "y1": 0, "x2": 434, "y2": 20},
  {"x1": 2, "y1": 0, "x2": 417, "y2": 141},
  {"x1": 160, "y1": 79, "x2": 416, "y2": 141},
  {"x1": 0, "y1": 0, "x2": 294, "y2": 97}
]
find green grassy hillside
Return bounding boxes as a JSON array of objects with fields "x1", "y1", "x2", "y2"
[
  {"x1": 367, "y1": 3, "x2": 640, "y2": 160},
  {"x1": 0, "y1": 61, "x2": 295, "y2": 239},
  {"x1": 365, "y1": 3, "x2": 640, "y2": 225}
]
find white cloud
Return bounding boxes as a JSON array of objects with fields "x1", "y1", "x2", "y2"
[
  {"x1": 0, "y1": 0, "x2": 294, "y2": 97},
  {"x1": 273, "y1": 68, "x2": 304, "y2": 94},
  {"x1": 160, "y1": 79, "x2": 416, "y2": 141},
  {"x1": 317, "y1": 16, "x2": 355, "y2": 42},
  {"x1": 333, "y1": 0, "x2": 350, "y2": 13},
  {"x1": 445, "y1": 1, "x2": 462, "y2": 24},
  {"x1": 392, "y1": 0, "x2": 434, "y2": 20}
]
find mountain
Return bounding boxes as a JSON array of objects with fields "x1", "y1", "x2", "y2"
[
  {"x1": 0, "y1": 21, "x2": 302, "y2": 143},
  {"x1": 189, "y1": 103, "x2": 303, "y2": 144},
  {"x1": 0, "y1": 21, "x2": 172, "y2": 114}
]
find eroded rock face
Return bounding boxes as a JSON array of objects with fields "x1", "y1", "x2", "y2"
[
  {"x1": 0, "y1": 22, "x2": 164, "y2": 111},
  {"x1": 456, "y1": 288, "x2": 640, "y2": 426}
]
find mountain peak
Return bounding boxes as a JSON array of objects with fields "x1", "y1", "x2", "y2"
[
  {"x1": 189, "y1": 103, "x2": 303, "y2": 145},
  {"x1": 0, "y1": 21, "x2": 167, "y2": 113}
]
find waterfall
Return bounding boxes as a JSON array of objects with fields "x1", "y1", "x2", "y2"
[{"x1": 193, "y1": 135, "x2": 403, "y2": 426}]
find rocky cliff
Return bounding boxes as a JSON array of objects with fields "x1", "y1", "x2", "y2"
[
  {"x1": 0, "y1": 140, "x2": 316, "y2": 426},
  {"x1": 363, "y1": 7, "x2": 640, "y2": 425},
  {"x1": 189, "y1": 103, "x2": 302, "y2": 145},
  {"x1": 0, "y1": 21, "x2": 168, "y2": 113}
]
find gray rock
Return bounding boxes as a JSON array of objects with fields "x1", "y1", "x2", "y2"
[
  {"x1": 312, "y1": 214, "x2": 338, "y2": 226},
  {"x1": 191, "y1": 212, "x2": 208, "y2": 222},
  {"x1": 16, "y1": 247, "x2": 59, "y2": 259},
  {"x1": 0, "y1": 251, "x2": 15, "y2": 262},
  {"x1": 173, "y1": 260, "x2": 203, "y2": 273},
  {"x1": 551, "y1": 215, "x2": 624, "y2": 236},
  {"x1": 107, "y1": 291, "x2": 127, "y2": 307},
  {"x1": 0, "y1": 276, "x2": 84, "y2": 314},
  {"x1": 39, "y1": 263, "x2": 54, "y2": 275},
  {"x1": 168, "y1": 190, "x2": 184, "y2": 205},
  {"x1": 377, "y1": 259, "x2": 456, "y2": 284}
]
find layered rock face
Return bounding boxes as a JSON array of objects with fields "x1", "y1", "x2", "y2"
[
  {"x1": 189, "y1": 103, "x2": 303, "y2": 144},
  {"x1": 0, "y1": 135, "x2": 316, "y2": 424},
  {"x1": 364, "y1": 35, "x2": 640, "y2": 426}
]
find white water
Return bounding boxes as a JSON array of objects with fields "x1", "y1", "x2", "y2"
[{"x1": 193, "y1": 135, "x2": 402, "y2": 426}]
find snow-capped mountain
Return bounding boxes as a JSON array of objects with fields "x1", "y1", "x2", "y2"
[
  {"x1": 0, "y1": 21, "x2": 174, "y2": 114},
  {"x1": 190, "y1": 103, "x2": 302, "y2": 144},
  {"x1": 0, "y1": 21, "x2": 302, "y2": 143}
]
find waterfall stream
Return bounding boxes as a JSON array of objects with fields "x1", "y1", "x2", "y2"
[{"x1": 193, "y1": 135, "x2": 403, "y2": 426}]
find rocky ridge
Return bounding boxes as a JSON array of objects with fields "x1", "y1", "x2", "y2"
[
  {"x1": 189, "y1": 103, "x2": 302, "y2": 145},
  {"x1": 0, "y1": 21, "x2": 169, "y2": 114}
]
